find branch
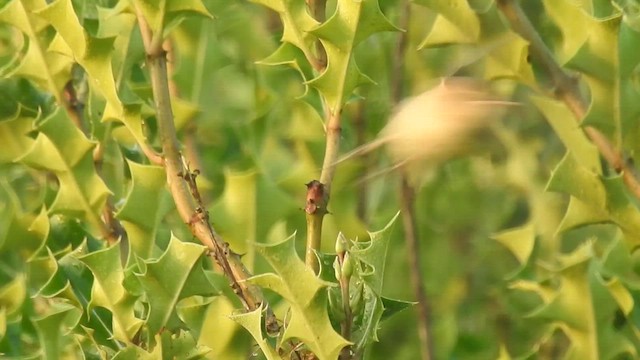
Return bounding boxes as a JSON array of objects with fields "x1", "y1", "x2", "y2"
[
  {"x1": 392, "y1": 2, "x2": 434, "y2": 359},
  {"x1": 320, "y1": 110, "x2": 342, "y2": 193},
  {"x1": 305, "y1": 180, "x2": 328, "y2": 272},
  {"x1": 496, "y1": 0, "x2": 640, "y2": 199},
  {"x1": 134, "y1": 7, "x2": 276, "y2": 325},
  {"x1": 399, "y1": 177, "x2": 433, "y2": 360},
  {"x1": 304, "y1": 0, "x2": 333, "y2": 273}
]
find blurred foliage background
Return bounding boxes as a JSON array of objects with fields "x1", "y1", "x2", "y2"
[{"x1": 2, "y1": 0, "x2": 640, "y2": 359}]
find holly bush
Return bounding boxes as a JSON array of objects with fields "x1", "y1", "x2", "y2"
[{"x1": 2, "y1": 0, "x2": 640, "y2": 359}]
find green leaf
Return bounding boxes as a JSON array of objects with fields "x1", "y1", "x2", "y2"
[
  {"x1": 58, "y1": 243, "x2": 120, "y2": 349},
  {"x1": 492, "y1": 223, "x2": 536, "y2": 277},
  {"x1": 0, "y1": 77, "x2": 49, "y2": 121},
  {"x1": 557, "y1": 196, "x2": 609, "y2": 233},
  {"x1": 112, "y1": 338, "x2": 162, "y2": 360},
  {"x1": 0, "y1": 0, "x2": 71, "y2": 97},
  {"x1": 173, "y1": 97, "x2": 200, "y2": 131},
  {"x1": 135, "y1": 235, "x2": 210, "y2": 335},
  {"x1": 160, "y1": 329, "x2": 211, "y2": 359},
  {"x1": 19, "y1": 107, "x2": 111, "y2": 237},
  {"x1": 542, "y1": 0, "x2": 594, "y2": 64},
  {"x1": 93, "y1": 2, "x2": 138, "y2": 80},
  {"x1": 256, "y1": 42, "x2": 314, "y2": 95},
  {"x1": 0, "y1": 274, "x2": 26, "y2": 319},
  {"x1": 601, "y1": 176, "x2": 640, "y2": 244},
  {"x1": 36, "y1": 0, "x2": 124, "y2": 117},
  {"x1": 416, "y1": 0, "x2": 481, "y2": 46},
  {"x1": 544, "y1": 0, "x2": 640, "y2": 151},
  {"x1": 176, "y1": 296, "x2": 214, "y2": 342},
  {"x1": 0, "y1": 206, "x2": 49, "y2": 259},
  {"x1": 28, "y1": 250, "x2": 63, "y2": 298},
  {"x1": 349, "y1": 212, "x2": 399, "y2": 294},
  {"x1": 379, "y1": 296, "x2": 414, "y2": 322},
  {"x1": 37, "y1": 248, "x2": 77, "y2": 301},
  {"x1": 108, "y1": 104, "x2": 159, "y2": 160},
  {"x1": 531, "y1": 95, "x2": 601, "y2": 173},
  {"x1": 308, "y1": 0, "x2": 397, "y2": 110},
  {"x1": 210, "y1": 169, "x2": 298, "y2": 266},
  {"x1": 251, "y1": 0, "x2": 319, "y2": 64},
  {"x1": 77, "y1": 242, "x2": 143, "y2": 343},
  {"x1": 195, "y1": 296, "x2": 251, "y2": 359},
  {"x1": 116, "y1": 160, "x2": 170, "y2": 260},
  {"x1": 351, "y1": 284, "x2": 383, "y2": 351},
  {"x1": 516, "y1": 242, "x2": 638, "y2": 360},
  {"x1": 546, "y1": 153, "x2": 605, "y2": 208},
  {"x1": 480, "y1": 31, "x2": 536, "y2": 84},
  {"x1": 134, "y1": 0, "x2": 213, "y2": 36},
  {"x1": 416, "y1": 4, "x2": 535, "y2": 82},
  {"x1": 252, "y1": 233, "x2": 349, "y2": 360},
  {"x1": 32, "y1": 301, "x2": 82, "y2": 360},
  {"x1": 229, "y1": 306, "x2": 280, "y2": 360},
  {"x1": 547, "y1": 153, "x2": 640, "y2": 246}
]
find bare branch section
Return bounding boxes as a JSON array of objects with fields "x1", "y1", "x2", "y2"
[
  {"x1": 304, "y1": 0, "x2": 332, "y2": 273},
  {"x1": 134, "y1": 7, "x2": 275, "y2": 325},
  {"x1": 496, "y1": 0, "x2": 640, "y2": 199},
  {"x1": 305, "y1": 180, "x2": 327, "y2": 271},
  {"x1": 399, "y1": 176, "x2": 433, "y2": 360},
  {"x1": 306, "y1": 108, "x2": 343, "y2": 272},
  {"x1": 392, "y1": 2, "x2": 434, "y2": 360}
]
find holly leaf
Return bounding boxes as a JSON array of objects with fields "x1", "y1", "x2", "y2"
[
  {"x1": 209, "y1": 169, "x2": 298, "y2": 264},
  {"x1": 492, "y1": 223, "x2": 536, "y2": 278},
  {"x1": 116, "y1": 160, "x2": 171, "y2": 260},
  {"x1": 349, "y1": 212, "x2": 399, "y2": 294},
  {"x1": 77, "y1": 242, "x2": 143, "y2": 343},
  {"x1": 252, "y1": 233, "x2": 349, "y2": 360},
  {"x1": 513, "y1": 242, "x2": 637, "y2": 360},
  {"x1": 308, "y1": 0, "x2": 397, "y2": 111},
  {"x1": 0, "y1": 0, "x2": 71, "y2": 95},
  {"x1": 18, "y1": 108, "x2": 110, "y2": 237},
  {"x1": 416, "y1": 0, "x2": 481, "y2": 46},
  {"x1": 36, "y1": 0, "x2": 124, "y2": 116},
  {"x1": 32, "y1": 301, "x2": 82, "y2": 360},
  {"x1": 134, "y1": 0, "x2": 213, "y2": 36},
  {"x1": 229, "y1": 306, "x2": 281, "y2": 360},
  {"x1": 547, "y1": 153, "x2": 640, "y2": 247},
  {"x1": 135, "y1": 235, "x2": 212, "y2": 335},
  {"x1": 544, "y1": 0, "x2": 640, "y2": 152},
  {"x1": 251, "y1": 0, "x2": 319, "y2": 62}
]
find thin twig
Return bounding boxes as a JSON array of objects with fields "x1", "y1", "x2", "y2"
[
  {"x1": 305, "y1": 180, "x2": 328, "y2": 272},
  {"x1": 304, "y1": 0, "x2": 332, "y2": 273},
  {"x1": 399, "y1": 177, "x2": 433, "y2": 360},
  {"x1": 392, "y1": 2, "x2": 433, "y2": 360},
  {"x1": 163, "y1": 38, "x2": 208, "y2": 202},
  {"x1": 320, "y1": 110, "x2": 343, "y2": 195},
  {"x1": 305, "y1": 108, "x2": 343, "y2": 273},
  {"x1": 134, "y1": 6, "x2": 277, "y2": 329},
  {"x1": 496, "y1": 0, "x2": 640, "y2": 199}
]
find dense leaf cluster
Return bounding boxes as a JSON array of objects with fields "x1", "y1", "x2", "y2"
[{"x1": 2, "y1": 0, "x2": 640, "y2": 359}]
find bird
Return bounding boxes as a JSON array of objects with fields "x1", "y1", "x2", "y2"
[{"x1": 336, "y1": 77, "x2": 517, "y2": 185}]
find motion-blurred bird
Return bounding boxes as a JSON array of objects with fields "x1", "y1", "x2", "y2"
[{"x1": 338, "y1": 77, "x2": 516, "y2": 184}]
